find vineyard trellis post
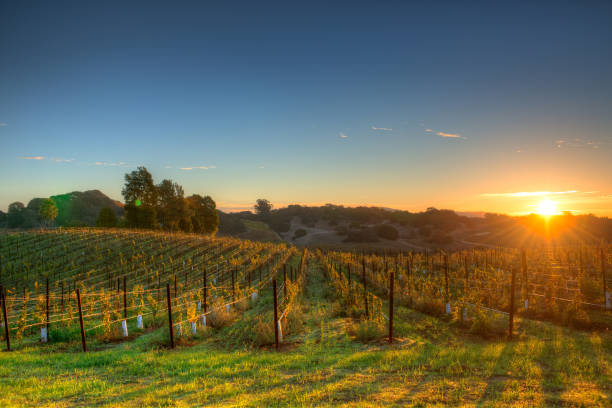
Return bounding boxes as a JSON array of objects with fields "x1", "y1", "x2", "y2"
[
  {"x1": 444, "y1": 254, "x2": 450, "y2": 315},
  {"x1": 1, "y1": 287, "x2": 10, "y2": 351},
  {"x1": 76, "y1": 288, "x2": 87, "y2": 352},
  {"x1": 522, "y1": 249, "x2": 528, "y2": 311},
  {"x1": 509, "y1": 267, "x2": 516, "y2": 339},
  {"x1": 273, "y1": 278, "x2": 279, "y2": 351},
  {"x1": 203, "y1": 268, "x2": 207, "y2": 314},
  {"x1": 389, "y1": 268, "x2": 394, "y2": 344},
  {"x1": 362, "y1": 257, "x2": 369, "y2": 318},
  {"x1": 166, "y1": 284, "x2": 175, "y2": 349},
  {"x1": 123, "y1": 276, "x2": 127, "y2": 319},
  {"x1": 46, "y1": 277, "x2": 50, "y2": 335},
  {"x1": 602, "y1": 248, "x2": 610, "y2": 310}
]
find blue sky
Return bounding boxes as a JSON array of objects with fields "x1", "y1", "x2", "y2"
[{"x1": 1, "y1": 1, "x2": 611, "y2": 214}]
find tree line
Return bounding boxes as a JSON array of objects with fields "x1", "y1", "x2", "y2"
[{"x1": 120, "y1": 166, "x2": 219, "y2": 234}]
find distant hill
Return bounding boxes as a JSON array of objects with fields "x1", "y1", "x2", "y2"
[
  {"x1": 1, "y1": 190, "x2": 124, "y2": 228},
  {"x1": 49, "y1": 190, "x2": 124, "y2": 226}
]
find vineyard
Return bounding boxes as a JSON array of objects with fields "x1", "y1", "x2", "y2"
[{"x1": 0, "y1": 229, "x2": 611, "y2": 407}]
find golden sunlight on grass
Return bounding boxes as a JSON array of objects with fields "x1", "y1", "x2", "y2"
[{"x1": 536, "y1": 198, "x2": 558, "y2": 216}]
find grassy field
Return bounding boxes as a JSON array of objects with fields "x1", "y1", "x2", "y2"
[{"x1": 1, "y1": 257, "x2": 611, "y2": 407}]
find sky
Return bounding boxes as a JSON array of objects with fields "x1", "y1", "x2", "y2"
[{"x1": 1, "y1": 1, "x2": 611, "y2": 215}]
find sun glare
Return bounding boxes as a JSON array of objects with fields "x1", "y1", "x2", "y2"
[{"x1": 536, "y1": 198, "x2": 558, "y2": 216}]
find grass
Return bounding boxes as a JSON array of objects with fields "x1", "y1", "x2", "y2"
[
  {"x1": 0, "y1": 262, "x2": 611, "y2": 407},
  {"x1": 242, "y1": 220, "x2": 271, "y2": 231}
]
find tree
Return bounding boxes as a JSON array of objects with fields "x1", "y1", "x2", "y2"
[
  {"x1": 96, "y1": 207, "x2": 118, "y2": 228},
  {"x1": 186, "y1": 194, "x2": 219, "y2": 235},
  {"x1": 0, "y1": 210, "x2": 6, "y2": 228},
  {"x1": 375, "y1": 224, "x2": 399, "y2": 240},
  {"x1": 156, "y1": 179, "x2": 188, "y2": 231},
  {"x1": 38, "y1": 199, "x2": 58, "y2": 228},
  {"x1": 7, "y1": 202, "x2": 25, "y2": 228},
  {"x1": 122, "y1": 167, "x2": 158, "y2": 228},
  {"x1": 254, "y1": 199, "x2": 272, "y2": 216}
]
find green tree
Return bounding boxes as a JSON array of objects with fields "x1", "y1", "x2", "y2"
[
  {"x1": 122, "y1": 167, "x2": 158, "y2": 228},
  {"x1": 96, "y1": 207, "x2": 118, "y2": 228},
  {"x1": 7, "y1": 202, "x2": 25, "y2": 228},
  {"x1": 156, "y1": 179, "x2": 188, "y2": 231},
  {"x1": 254, "y1": 199, "x2": 272, "y2": 217},
  {"x1": 0, "y1": 210, "x2": 6, "y2": 228},
  {"x1": 186, "y1": 194, "x2": 219, "y2": 235},
  {"x1": 38, "y1": 199, "x2": 58, "y2": 228}
]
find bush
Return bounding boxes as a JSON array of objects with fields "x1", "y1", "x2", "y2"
[
  {"x1": 293, "y1": 229, "x2": 307, "y2": 240},
  {"x1": 349, "y1": 319, "x2": 385, "y2": 343},
  {"x1": 343, "y1": 228, "x2": 379, "y2": 243},
  {"x1": 207, "y1": 300, "x2": 236, "y2": 328},
  {"x1": 375, "y1": 224, "x2": 399, "y2": 240}
]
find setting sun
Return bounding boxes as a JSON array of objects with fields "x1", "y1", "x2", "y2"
[{"x1": 536, "y1": 198, "x2": 558, "y2": 216}]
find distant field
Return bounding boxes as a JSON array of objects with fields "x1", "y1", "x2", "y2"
[{"x1": 0, "y1": 230, "x2": 610, "y2": 407}]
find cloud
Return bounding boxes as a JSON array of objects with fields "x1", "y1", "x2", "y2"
[
  {"x1": 51, "y1": 158, "x2": 73, "y2": 163},
  {"x1": 556, "y1": 138, "x2": 606, "y2": 149},
  {"x1": 339, "y1": 132, "x2": 348, "y2": 139},
  {"x1": 165, "y1": 165, "x2": 173, "y2": 169},
  {"x1": 482, "y1": 190, "x2": 582, "y2": 197},
  {"x1": 423, "y1": 126, "x2": 465, "y2": 139},
  {"x1": 258, "y1": 165, "x2": 265, "y2": 169},
  {"x1": 436, "y1": 131, "x2": 462, "y2": 139},
  {"x1": 0, "y1": 122, "x2": 6, "y2": 127},
  {"x1": 20, "y1": 156, "x2": 45, "y2": 160},
  {"x1": 371, "y1": 126, "x2": 392, "y2": 131},
  {"x1": 179, "y1": 165, "x2": 215, "y2": 171}
]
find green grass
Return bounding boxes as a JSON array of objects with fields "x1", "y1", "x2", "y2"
[
  {"x1": 1, "y1": 262, "x2": 611, "y2": 407},
  {"x1": 242, "y1": 220, "x2": 271, "y2": 231}
]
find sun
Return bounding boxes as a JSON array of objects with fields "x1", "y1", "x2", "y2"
[{"x1": 536, "y1": 198, "x2": 558, "y2": 216}]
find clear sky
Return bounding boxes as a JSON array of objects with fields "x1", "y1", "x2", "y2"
[{"x1": 1, "y1": 1, "x2": 611, "y2": 215}]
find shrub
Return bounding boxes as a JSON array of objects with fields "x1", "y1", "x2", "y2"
[
  {"x1": 349, "y1": 318, "x2": 385, "y2": 343},
  {"x1": 293, "y1": 229, "x2": 307, "y2": 240},
  {"x1": 375, "y1": 224, "x2": 399, "y2": 240},
  {"x1": 208, "y1": 300, "x2": 235, "y2": 328}
]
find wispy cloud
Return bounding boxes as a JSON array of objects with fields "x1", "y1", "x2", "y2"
[
  {"x1": 371, "y1": 126, "x2": 392, "y2": 131},
  {"x1": 556, "y1": 138, "x2": 607, "y2": 149},
  {"x1": 0, "y1": 122, "x2": 7, "y2": 127},
  {"x1": 424, "y1": 127, "x2": 465, "y2": 139},
  {"x1": 179, "y1": 165, "x2": 215, "y2": 171},
  {"x1": 339, "y1": 132, "x2": 348, "y2": 139},
  {"x1": 50, "y1": 157, "x2": 73, "y2": 163},
  {"x1": 436, "y1": 131, "x2": 462, "y2": 138},
  {"x1": 19, "y1": 156, "x2": 45, "y2": 160},
  {"x1": 481, "y1": 190, "x2": 583, "y2": 197}
]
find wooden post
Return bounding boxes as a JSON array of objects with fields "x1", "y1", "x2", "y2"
[
  {"x1": 444, "y1": 254, "x2": 450, "y2": 314},
  {"x1": 273, "y1": 278, "x2": 279, "y2": 351},
  {"x1": 166, "y1": 284, "x2": 175, "y2": 349},
  {"x1": 76, "y1": 288, "x2": 87, "y2": 352},
  {"x1": 46, "y1": 277, "x2": 50, "y2": 332},
  {"x1": 283, "y1": 264, "x2": 287, "y2": 299},
  {"x1": 348, "y1": 265, "x2": 351, "y2": 288},
  {"x1": 1, "y1": 289, "x2": 10, "y2": 351},
  {"x1": 509, "y1": 267, "x2": 516, "y2": 339},
  {"x1": 203, "y1": 268, "x2": 207, "y2": 313},
  {"x1": 389, "y1": 268, "x2": 394, "y2": 344},
  {"x1": 602, "y1": 248, "x2": 609, "y2": 309},
  {"x1": 123, "y1": 276, "x2": 127, "y2": 319},
  {"x1": 522, "y1": 249, "x2": 528, "y2": 310},
  {"x1": 174, "y1": 274, "x2": 177, "y2": 298},
  {"x1": 362, "y1": 258, "x2": 369, "y2": 318}
]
